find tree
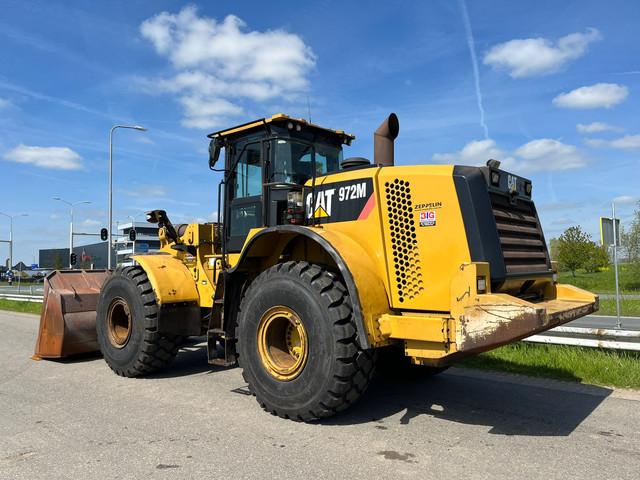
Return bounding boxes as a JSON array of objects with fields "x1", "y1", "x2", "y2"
[
  {"x1": 584, "y1": 243, "x2": 610, "y2": 273},
  {"x1": 549, "y1": 238, "x2": 559, "y2": 262},
  {"x1": 557, "y1": 225, "x2": 592, "y2": 277},
  {"x1": 621, "y1": 201, "x2": 640, "y2": 263}
]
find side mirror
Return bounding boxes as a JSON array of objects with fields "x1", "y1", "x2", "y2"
[{"x1": 209, "y1": 139, "x2": 221, "y2": 169}]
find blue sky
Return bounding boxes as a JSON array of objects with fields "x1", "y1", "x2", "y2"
[{"x1": 0, "y1": 0, "x2": 639, "y2": 265}]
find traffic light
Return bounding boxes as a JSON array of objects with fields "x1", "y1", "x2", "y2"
[
  {"x1": 129, "y1": 229, "x2": 137, "y2": 242},
  {"x1": 100, "y1": 228, "x2": 108, "y2": 241},
  {"x1": 70, "y1": 252, "x2": 77, "y2": 266}
]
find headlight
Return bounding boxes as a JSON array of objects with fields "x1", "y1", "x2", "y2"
[
  {"x1": 490, "y1": 171, "x2": 500, "y2": 186},
  {"x1": 525, "y1": 181, "x2": 532, "y2": 196}
]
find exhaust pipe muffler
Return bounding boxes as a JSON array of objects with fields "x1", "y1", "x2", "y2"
[{"x1": 374, "y1": 113, "x2": 399, "y2": 167}]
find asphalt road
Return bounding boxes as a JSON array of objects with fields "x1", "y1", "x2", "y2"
[
  {"x1": 570, "y1": 314, "x2": 640, "y2": 331},
  {"x1": 2, "y1": 311, "x2": 640, "y2": 480}
]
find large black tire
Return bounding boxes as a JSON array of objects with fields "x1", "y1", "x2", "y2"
[
  {"x1": 96, "y1": 266, "x2": 181, "y2": 377},
  {"x1": 236, "y1": 261, "x2": 376, "y2": 421}
]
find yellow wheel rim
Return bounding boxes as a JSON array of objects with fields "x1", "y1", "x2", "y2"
[
  {"x1": 257, "y1": 306, "x2": 308, "y2": 381},
  {"x1": 106, "y1": 297, "x2": 132, "y2": 349}
]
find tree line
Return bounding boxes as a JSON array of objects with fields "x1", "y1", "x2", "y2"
[{"x1": 549, "y1": 201, "x2": 640, "y2": 278}]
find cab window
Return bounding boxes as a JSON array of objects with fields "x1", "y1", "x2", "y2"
[{"x1": 234, "y1": 143, "x2": 262, "y2": 198}]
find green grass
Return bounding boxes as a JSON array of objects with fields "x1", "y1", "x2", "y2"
[
  {"x1": 461, "y1": 342, "x2": 640, "y2": 389},
  {"x1": 558, "y1": 264, "x2": 640, "y2": 293},
  {"x1": 598, "y1": 298, "x2": 640, "y2": 317},
  {"x1": 0, "y1": 299, "x2": 42, "y2": 315}
]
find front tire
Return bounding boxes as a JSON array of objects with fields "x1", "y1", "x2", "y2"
[
  {"x1": 96, "y1": 266, "x2": 181, "y2": 377},
  {"x1": 236, "y1": 261, "x2": 375, "y2": 421}
]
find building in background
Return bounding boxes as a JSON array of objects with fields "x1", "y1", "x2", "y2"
[
  {"x1": 116, "y1": 222, "x2": 160, "y2": 267},
  {"x1": 39, "y1": 242, "x2": 112, "y2": 269},
  {"x1": 37, "y1": 222, "x2": 160, "y2": 270}
]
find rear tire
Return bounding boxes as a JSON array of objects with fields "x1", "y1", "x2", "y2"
[
  {"x1": 236, "y1": 261, "x2": 375, "y2": 421},
  {"x1": 96, "y1": 266, "x2": 181, "y2": 377}
]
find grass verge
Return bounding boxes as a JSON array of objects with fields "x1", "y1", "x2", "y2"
[
  {"x1": 558, "y1": 265, "x2": 640, "y2": 293},
  {"x1": 598, "y1": 298, "x2": 640, "y2": 317},
  {"x1": 461, "y1": 342, "x2": 640, "y2": 389},
  {"x1": 0, "y1": 299, "x2": 42, "y2": 315}
]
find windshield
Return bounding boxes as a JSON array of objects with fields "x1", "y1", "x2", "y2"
[{"x1": 271, "y1": 139, "x2": 343, "y2": 184}]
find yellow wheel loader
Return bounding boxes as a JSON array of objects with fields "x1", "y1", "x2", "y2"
[{"x1": 34, "y1": 113, "x2": 598, "y2": 421}]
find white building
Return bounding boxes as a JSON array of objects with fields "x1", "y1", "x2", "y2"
[{"x1": 116, "y1": 222, "x2": 161, "y2": 267}]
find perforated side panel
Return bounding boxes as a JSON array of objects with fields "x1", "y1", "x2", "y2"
[{"x1": 384, "y1": 179, "x2": 424, "y2": 303}]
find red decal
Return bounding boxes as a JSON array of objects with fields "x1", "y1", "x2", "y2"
[{"x1": 357, "y1": 194, "x2": 375, "y2": 220}]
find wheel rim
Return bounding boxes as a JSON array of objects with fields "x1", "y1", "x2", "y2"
[
  {"x1": 106, "y1": 297, "x2": 132, "y2": 349},
  {"x1": 257, "y1": 306, "x2": 308, "y2": 381}
]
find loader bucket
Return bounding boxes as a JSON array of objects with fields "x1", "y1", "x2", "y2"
[{"x1": 33, "y1": 270, "x2": 109, "y2": 359}]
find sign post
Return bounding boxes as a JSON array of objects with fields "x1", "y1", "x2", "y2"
[
  {"x1": 600, "y1": 206, "x2": 622, "y2": 329},
  {"x1": 612, "y1": 203, "x2": 621, "y2": 329}
]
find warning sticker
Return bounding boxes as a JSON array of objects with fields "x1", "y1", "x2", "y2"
[{"x1": 419, "y1": 210, "x2": 436, "y2": 227}]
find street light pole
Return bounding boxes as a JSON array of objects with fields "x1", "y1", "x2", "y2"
[
  {"x1": 108, "y1": 125, "x2": 147, "y2": 269},
  {"x1": 0, "y1": 212, "x2": 28, "y2": 273},
  {"x1": 53, "y1": 198, "x2": 91, "y2": 269}
]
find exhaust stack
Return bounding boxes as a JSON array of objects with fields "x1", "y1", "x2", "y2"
[{"x1": 374, "y1": 113, "x2": 400, "y2": 167}]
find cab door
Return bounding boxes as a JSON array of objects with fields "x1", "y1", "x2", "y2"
[{"x1": 226, "y1": 141, "x2": 263, "y2": 252}]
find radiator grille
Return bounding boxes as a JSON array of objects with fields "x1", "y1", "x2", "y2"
[
  {"x1": 490, "y1": 193, "x2": 550, "y2": 274},
  {"x1": 385, "y1": 179, "x2": 423, "y2": 302}
]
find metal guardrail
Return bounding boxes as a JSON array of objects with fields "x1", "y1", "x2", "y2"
[
  {"x1": 0, "y1": 293, "x2": 44, "y2": 303},
  {"x1": 525, "y1": 326, "x2": 640, "y2": 351}
]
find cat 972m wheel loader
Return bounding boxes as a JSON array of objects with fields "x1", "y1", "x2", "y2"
[{"x1": 34, "y1": 113, "x2": 598, "y2": 421}]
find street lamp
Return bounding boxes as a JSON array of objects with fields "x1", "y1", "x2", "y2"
[
  {"x1": 108, "y1": 125, "x2": 147, "y2": 269},
  {"x1": 0, "y1": 212, "x2": 28, "y2": 273},
  {"x1": 53, "y1": 198, "x2": 91, "y2": 269}
]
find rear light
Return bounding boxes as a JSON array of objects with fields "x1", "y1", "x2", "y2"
[
  {"x1": 525, "y1": 181, "x2": 532, "y2": 196},
  {"x1": 490, "y1": 171, "x2": 500, "y2": 186},
  {"x1": 477, "y1": 276, "x2": 487, "y2": 294}
]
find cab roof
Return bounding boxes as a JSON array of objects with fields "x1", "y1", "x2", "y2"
[{"x1": 207, "y1": 113, "x2": 355, "y2": 144}]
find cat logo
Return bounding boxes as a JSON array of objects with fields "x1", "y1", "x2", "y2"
[
  {"x1": 507, "y1": 174, "x2": 518, "y2": 194},
  {"x1": 306, "y1": 189, "x2": 336, "y2": 219}
]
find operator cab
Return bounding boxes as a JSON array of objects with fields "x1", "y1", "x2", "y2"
[{"x1": 208, "y1": 114, "x2": 356, "y2": 252}]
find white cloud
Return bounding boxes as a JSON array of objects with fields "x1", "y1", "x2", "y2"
[
  {"x1": 483, "y1": 29, "x2": 601, "y2": 78},
  {"x1": 514, "y1": 139, "x2": 587, "y2": 171},
  {"x1": 82, "y1": 219, "x2": 101, "y2": 227},
  {"x1": 139, "y1": 7, "x2": 315, "y2": 129},
  {"x1": 0, "y1": 98, "x2": 11, "y2": 108},
  {"x1": 3, "y1": 144, "x2": 83, "y2": 170},
  {"x1": 576, "y1": 122, "x2": 620, "y2": 134},
  {"x1": 125, "y1": 185, "x2": 169, "y2": 198},
  {"x1": 583, "y1": 138, "x2": 607, "y2": 148},
  {"x1": 610, "y1": 134, "x2": 640, "y2": 150},
  {"x1": 584, "y1": 134, "x2": 640, "y2": 150},
  {"x1": 135, "y1": 136, "x2": 155, "y2": 145},
  {"x1": 614, "y1": 195, "x2": 638, "y2": 205},
  {"x1": 553, "y1": 83, "x2": 628, "y2": 109},
  {"x1": 433, "y1": 138, "x2": 586, "y2": 172},
  {"x1": 432, "y1": 139, "x2": 506, "y2": 164}
]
